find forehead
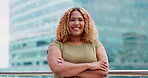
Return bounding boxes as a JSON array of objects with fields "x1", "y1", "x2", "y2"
[{"x1": 70, "y1": 11, "x2": 83, "y2": 17}]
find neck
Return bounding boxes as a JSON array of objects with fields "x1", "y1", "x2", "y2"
[{"x1": 69, "y1": 36, "x2": 81, "y2": 42}]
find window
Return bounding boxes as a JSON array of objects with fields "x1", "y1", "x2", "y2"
[
  {"x1": 36, "y1": 61, "x2": 39, "y2": 65},
  {"x1": 43, "y1": 61, "x2": 48, "y2": 65},
  {"x1": 23, "y1": 62, "x2": 32, "y2": 66},
  {"x1": 36, "y1": 40, "x2": 48, "y2": 46}
]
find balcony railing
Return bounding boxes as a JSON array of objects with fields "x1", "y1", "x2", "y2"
[{"x1": 0, "y1": 70, "x2": 148, "y2": 78}]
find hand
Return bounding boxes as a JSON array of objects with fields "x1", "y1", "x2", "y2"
[
  {"x1": 89, "y1": 61, "x2": 108, "y2": 71},
  {"x1": 57, "y1": 57, "x2": 64, "y2": 63}
]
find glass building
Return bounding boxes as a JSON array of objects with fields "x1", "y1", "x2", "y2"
[
  {"x1": 9, "y1": 0, "x2": 74, "y2": 71},
  {"x1": 75, "y1": 0, "x2": 148, "y2": 70},
  {"x1": 9, "y1": 0, "x2": 148, "y2": 73}
]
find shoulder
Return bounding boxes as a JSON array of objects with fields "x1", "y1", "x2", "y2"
[
  {"x1": 51, "y1": 40, "x2": 63, "y2": 44},
  {"x1": 47, "y1": 40, "x2": 63, "y2": 53},
  {"x1": 84, "y1": 40, "x2": 102, "y2": 48},
  {"x1": 93, "y1": 40, "x2": 102, "y2": 48},
  {"x1": 50, "y1": 40, "x2": 64, "y2": 49}
]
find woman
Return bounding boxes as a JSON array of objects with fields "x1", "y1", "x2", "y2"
[{"x1": 47, "y1": 7, "x2": 109, "y2": 78}]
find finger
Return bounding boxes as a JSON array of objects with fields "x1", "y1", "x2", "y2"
[
  {"x1": 104, "y1": 68, "x2": 109, "y2": 71},
  {"x1": 99, "y1": 61, "x2": 107, "y2": 64},
  {"x1": 99, "y1": 61, "x2": 105, "y2": 65},
  {"x1": 59, "y1": 57, "x2": 62, "y2": 60},
  {"x1": 99, "y1": 67, "x2": 106, "y2": 71},
  {"x1": 98, "y1": 64, "x2": 106, "y2": 71},
  {"x1": 59, "y1": 57, "x2": 65, "y2": 61},
  {"x1": 100, "y1": 61, "x2": 108, "y2": 67},
  {"x1": 103, "y1": 64, "x2": 108, "y2": 68},
  {"x1": 98, "y1": 63, "x2": 108, "y2": 70},
  {"x1": 57, "y1": 59, "x2": 62, "y2": 63},
  {"x1": 101, "y1": 63, "x2": 108, "y2": 68},
  {"x1": 102, "y1": 61, "x2": 107, "y2": 64},
  {"x1": 100, "y1": 64, "x2": 107, "y2": 69}
]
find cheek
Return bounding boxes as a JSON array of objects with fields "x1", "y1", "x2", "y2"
[
  {"x1": 68, "y1": 22, "x2": 73, "y2": 27},
  {"x1": 81, "y1": 22, "x2": 85, "y2": 29},
  {"x1": 68, "y1": 23, "x2": 72, "y2": 31}
]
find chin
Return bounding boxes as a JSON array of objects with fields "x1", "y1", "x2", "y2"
[{"x1": 71, "y1": 33, "x2": 82, "y2": 36}]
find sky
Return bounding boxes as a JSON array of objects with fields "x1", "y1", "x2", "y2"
[{"x1": 0, "y1": 0, "x2": 9, "y2": 68}]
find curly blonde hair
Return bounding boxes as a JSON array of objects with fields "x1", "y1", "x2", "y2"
[{"x1": 56, "y1": 7, "x2": 98, "y2": 43}]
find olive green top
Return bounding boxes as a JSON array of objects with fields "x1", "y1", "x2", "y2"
[{"x1": 50, "y1": 40, "x2": 102, "y2": 78}]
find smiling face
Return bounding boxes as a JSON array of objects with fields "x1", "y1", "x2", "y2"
[{"x1": 68, "y1": 10, "x2": 85, "y2": 37}]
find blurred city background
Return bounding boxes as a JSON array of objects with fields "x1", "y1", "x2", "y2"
[{"x1": 0, "y1": 0, "x2": 148, "y2": 78}]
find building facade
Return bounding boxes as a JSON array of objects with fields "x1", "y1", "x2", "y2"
[
  {"x1": 75, "y1": 0, "x2": 148, "y2": 70},
  {"x1": 9, "y1": 0, "x2": 74, "y2": 71},
  {"x1": 9, "y1": 0, "x2": 148, "y2": 73}
]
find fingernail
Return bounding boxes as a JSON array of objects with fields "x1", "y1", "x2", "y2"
[
  {"x1": 59, "y1": 57, "x2": 62, "y2": 59},
  {"x1": 57, "y1": 60, "x2": 62, "y2": 63}
]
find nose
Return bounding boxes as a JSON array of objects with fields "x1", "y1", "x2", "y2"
[{"x1": 75, "y1": 20, "x2": 79, "y2": 25}]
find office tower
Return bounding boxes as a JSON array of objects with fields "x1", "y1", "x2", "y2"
[
  {"x1": 75, "y1": 0, "x2": 148, "y2": 70},
  {"x1": 9, "y1": 0, "x2": 74, "y2": 71},
  {"x1": 9, "y1": 0, "x2": 148, "y2": 72}
]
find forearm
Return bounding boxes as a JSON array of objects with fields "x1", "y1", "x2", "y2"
[
  {"x1": 54, "y1": 59, "x2": 108, "y2": 77},
  {"x1": 47, "y1": 46, "x2": 90, "y2": 77},
  {"x1": 77, "y1": 69, "x2": 108, "y2": 78},
  {"x1": 53, "y1": 61, "x2": 90, "y2": 77},
  {"x1": 92, "y1": 69, "x2": 108, "y2": 77}
]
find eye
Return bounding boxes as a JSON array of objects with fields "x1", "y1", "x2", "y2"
[
  {"x1": 78, "y1": 18, "x2": 84, "y2": 21},
  {"x1": 79, "y1": 19, "x2": 83, "y2": 21},
  {"x1": 70, "y1": 19, "x2": 75, "y2": 21},
  {"x1": 69, "y1": 18, "x2": 75, "y2": 22}
]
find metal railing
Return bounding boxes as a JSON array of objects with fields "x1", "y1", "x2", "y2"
[{"x1": 0, "y1": 70, "x2": 148, "y2": 78}]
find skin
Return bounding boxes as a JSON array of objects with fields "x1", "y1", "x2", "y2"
[
  {"x1": 68, "y1": 10, "x2": 84, "y2": 37},
  {"x1": 67, "y1": 10, "x2": 85, "y2": 46},
  {"x1": 47, "y1": 10, "x2": 109, "y2": 78}
]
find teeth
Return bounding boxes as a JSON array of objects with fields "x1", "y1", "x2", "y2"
[{"x1": 74, "y1": 28, "x2": 79, "y2": 30}]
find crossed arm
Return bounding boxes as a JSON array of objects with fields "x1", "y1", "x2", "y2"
[{"x1": 47, "y1": 45, "x2": 109, "y2": 78}]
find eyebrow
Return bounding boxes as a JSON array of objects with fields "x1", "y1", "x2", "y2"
[
  {"x1": 70, "y1": 17, "x2": 83, "y2": 19},
  {"x1": 69, "y1": 17, "x2": 84, "y2": 20}
]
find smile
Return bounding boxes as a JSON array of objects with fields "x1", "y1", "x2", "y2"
[
  {"x1": 72, "y1": 27, "x2": 81, "y2": 30},
  {"x1": 73, "y1": 28, "x2": 80, "y2": 29}
]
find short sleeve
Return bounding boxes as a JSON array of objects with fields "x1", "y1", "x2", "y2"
[
  {"x1": 50, "y1": 40, "x2": 63, "y2": 49},
  {"x1": 94, "y1": 40, "x2": 102, "y2": 49},
  {"x1": 47, "y1": 40, "x2": 63, "y2": 53}
]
